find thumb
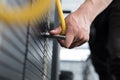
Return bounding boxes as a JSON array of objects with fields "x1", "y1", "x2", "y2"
[{"x1": 50, "y1": 25, "x2": 62, "y2": 35}]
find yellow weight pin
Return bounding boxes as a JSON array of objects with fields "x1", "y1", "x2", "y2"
[
  {"x1": 56, "y1": 0, "x2": 66, "y2": 35},
  {"x1": 41, "y1": 0, "x2": 66, "y2": 39}
]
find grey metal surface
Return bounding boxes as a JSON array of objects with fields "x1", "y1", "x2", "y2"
[{"x1": 0, "y1": 0, "x2": 57, "y2": 80}]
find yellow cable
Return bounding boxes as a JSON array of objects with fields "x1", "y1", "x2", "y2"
[
  {"x1": 56, "y1": 0, "x2": 66, "y2": 34},
  {"x1": 0, "y1": 0, "x2": 54, "y2": 24}
]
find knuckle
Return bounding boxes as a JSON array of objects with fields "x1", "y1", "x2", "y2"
[
  {"x1": 80, "y1": 34, "x2": 89, "y2": 42},
  {"x1": 84, "y1": 36, "x2": 89, "y2": 42}
]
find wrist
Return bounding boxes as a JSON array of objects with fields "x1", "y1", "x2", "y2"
[{"x1": 76, "y1": 0, "x2": 112, "y2": 23}]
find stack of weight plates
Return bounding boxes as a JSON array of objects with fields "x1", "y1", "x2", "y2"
[{"x1": 0, "y1": 0, "x2": 57, "y2": 80}]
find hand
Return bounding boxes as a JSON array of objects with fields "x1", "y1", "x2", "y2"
[
  {"x1": 50, "y1": 9, "x2": 91, "y2": 48},
  {"x1": 50, "y1": 0, "x2": 112, "y2": 49}
]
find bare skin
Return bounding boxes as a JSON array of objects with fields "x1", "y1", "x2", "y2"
[{"x1": 50, "y1": 0, "x2": 113, "y2": 48}]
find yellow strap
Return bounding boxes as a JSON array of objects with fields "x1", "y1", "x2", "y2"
[
  {"x1": 0, "y1": 0, "x2": 53, "y2": 24},
  {"x1": 56, "y1": 0, "x2": 66, "y2": 34}
]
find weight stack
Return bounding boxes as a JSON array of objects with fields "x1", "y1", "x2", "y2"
[{"x1": 0, "y1": 0, "x2": 59, "y2": 80}]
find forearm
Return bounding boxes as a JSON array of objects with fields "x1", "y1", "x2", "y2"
[{"x1": 75, "y1": 0, "x2": 113, "y2": 24}]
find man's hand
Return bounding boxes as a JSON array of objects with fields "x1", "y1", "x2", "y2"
[
  {"x1": 50, "y1": 10, "x2": 90, "y2": 48},
  {"x1": 50, "y1": 0, "x2": 112, "y2": 48}
]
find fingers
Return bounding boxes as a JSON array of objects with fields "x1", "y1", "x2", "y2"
[
  {"x1": 50, "y1": 12, "x2": 90, "y2": 49},
  {"x1": 50, "y1": 25, "x2": 88, "y2": 48},
  {"x1": 50, "y1": 25, "x2": 73, "y2": 48},
  {"x1": 58, "y1": 35, "x2": 74, "y2": 48},
  {"x1": 69, "y1": 39, "x2": 86, "y2": 49},
  {"x1": 58, "y1": 33, "x2": 89, "y2": 48},
  {"x1": 50, "y1": 25, "x2": 62, "y2": 35},
  {"x1": 65, "y1": 32, "x2": 74, "y2": 48}
]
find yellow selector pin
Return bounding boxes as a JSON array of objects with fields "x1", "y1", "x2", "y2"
[
  {"x1": 56, "y1": 0, "x2": 66, "y2": 35},
  {"x1": 41, "y1": 0, "x2": 66, "y2": 39}
]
